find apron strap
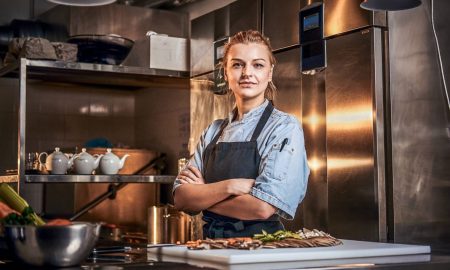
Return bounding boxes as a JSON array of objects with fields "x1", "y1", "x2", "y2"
[
  {"x1": 250, "y1": 101, "x2": 274, "y2": 142},
  {"x1": 211, "y1": 101, "x2": 274, "y2": 145},
  {"x1": 210, "y1": 117, "x2": 229, "y2": 145}
]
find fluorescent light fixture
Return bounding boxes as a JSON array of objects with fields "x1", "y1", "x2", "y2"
[
  {"x1": 360, "y1": 0, "x2": 422, "y2": 11},
  {"x1": 47, "y1": 0, "x2": 117, "y2": 6}
]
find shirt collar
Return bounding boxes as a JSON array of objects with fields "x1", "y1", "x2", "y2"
[{"x1": 228, "y1": 99, "x2": 269, "y2": 123}]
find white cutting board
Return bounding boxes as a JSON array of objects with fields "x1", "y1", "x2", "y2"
[{"x1": 147, "y1": 239, "x2": 430, "y2": 265}]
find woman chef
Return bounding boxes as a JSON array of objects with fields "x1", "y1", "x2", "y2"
[{"x1": 173, "y1": 30, "x2": 310, "y2": 239}]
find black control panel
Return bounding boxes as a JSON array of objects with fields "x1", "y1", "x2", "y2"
[
  {"x1": 213, "y1": 36, "x2": 229, "y2": 94},
  {"x1": 299, "y1": 2, "x2": 326, "y2": 73}
]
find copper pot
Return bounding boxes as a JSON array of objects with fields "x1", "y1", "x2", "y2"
[{"x1": 147, "y1": 205, "x2": 194, "y2": 244}]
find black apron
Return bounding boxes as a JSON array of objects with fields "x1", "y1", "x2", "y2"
[{"x1": 202, "y1": 101, "x2": 284, "y2": 239}]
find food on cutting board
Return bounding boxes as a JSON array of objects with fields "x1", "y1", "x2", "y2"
[
  {"x1": 186, "y1": 237, "x2": 263, "y2": 250},
  {"x1": 184, "y1": 229, "x2": 342, "y2": 250},
  {"x1": 255, "y1": 229, "x2": 342, "y2": 248},
  {"x1": 0, "y1": 183, "x2": 71, "y2": 226}
]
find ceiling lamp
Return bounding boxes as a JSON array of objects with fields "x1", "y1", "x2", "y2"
[
  {"x1": 46, "y1": 0, "x2": 117, "y2": 6},
  {"x1": 360, "y1": 0, "x2": 422, "y2": 11}
]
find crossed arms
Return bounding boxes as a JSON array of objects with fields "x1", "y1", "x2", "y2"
[{"x1": 173, "y1": 165, "x2": 276, "y2": 220}]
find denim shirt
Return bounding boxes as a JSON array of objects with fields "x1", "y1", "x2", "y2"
[{"x1": 173, "y1": 100, "x2": 310, "y2": 220}]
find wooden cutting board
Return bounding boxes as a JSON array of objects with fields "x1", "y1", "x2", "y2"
[{"x1": 147, "y1": 239, "x2": 430, "y2": 265}]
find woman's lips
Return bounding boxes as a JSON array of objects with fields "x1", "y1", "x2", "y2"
[{"x1": 239, "y1": 81, "x2": 256, "y2": 87}]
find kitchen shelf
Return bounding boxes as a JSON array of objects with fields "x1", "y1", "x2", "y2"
[
  {"x1": 24, "y1": 174, "x2": 175, "y2": 183},
  {"x1": 0, "y1": 59, "x2": 189, "y2": 88},
  {"x1": 1, "y1": 58, "x2": 186, "y2": 186},
  {"x1": 0, "y1": 175, "x2": 19, "y2": 183}
]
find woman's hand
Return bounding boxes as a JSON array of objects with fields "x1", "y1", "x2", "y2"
[
  {"x1": 226, "y1": 178, "x2": 255, "y2": 195},
  {"x1": 177, "y1": 165, "x2": 205, "y2": 184}
]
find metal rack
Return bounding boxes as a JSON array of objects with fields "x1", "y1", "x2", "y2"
[
  {"x1": 25, "y1": 174, "x2": 175, "y2": 183},
  {"x1": 0, "y1": 58, "x2": 187, "y2": 185}
]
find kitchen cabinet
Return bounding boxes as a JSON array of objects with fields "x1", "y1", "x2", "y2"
[{"x1": 0, "y1": 58, "x2": 189, "y2": 186}]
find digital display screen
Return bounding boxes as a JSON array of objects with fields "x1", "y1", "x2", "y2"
[{"x1": 303, "y1": 13, "x2": 320, "y2": 31}]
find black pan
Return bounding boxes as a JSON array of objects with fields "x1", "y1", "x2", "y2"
[{"x1": 67, "y1": 34, "x2": 134, "y2": 65}]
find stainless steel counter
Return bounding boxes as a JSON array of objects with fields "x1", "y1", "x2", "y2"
[{"x1": 1, "y1": 249, "x2": 450, "y2": 270}]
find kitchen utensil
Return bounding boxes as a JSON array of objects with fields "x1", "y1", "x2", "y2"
[
  {"x1": 62, "y1": 147, "x2": 160, "y2": 174},
  {"x1": 73, "y1": 148, "x2": 103, "y2": 174},
  {"x1": 91, "y1": 246, "x2": 132, "y2": 254},
  {"x1": 25, "y1": 152, "x2": 38, "y2": 171},
  {"x1": 67, "y1": 34, "x2": 134, "y2": 65},
  {"x1": 38, "y1": 147, "x2": 76, "y2": 174},
  {"x1": 147, "y1": 205, "x2": 193, "y2": 244},
  {"x1": 99, "y1": 148, "x2": 129, "y2": 175},
  {"x1": 4, "y1": 222, "x2": 101, "y2": 267},
  {"x1": 148, "y1": 205, "x2": 169, "y2": 244}
]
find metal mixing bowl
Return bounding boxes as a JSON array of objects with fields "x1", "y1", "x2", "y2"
[{"x1": 4, "y1": 222, "x2": 100, "y2": 267}]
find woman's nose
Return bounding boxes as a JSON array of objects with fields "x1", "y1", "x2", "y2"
[{"x1": 242, "y1": 66, "x2": 252, "y2": 76}]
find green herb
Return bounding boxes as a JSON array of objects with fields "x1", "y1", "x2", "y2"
[
  {"x1": 2, "y1": 207, "x2": 36, "y2": 225},
  {"x1": 253, "y1": 230, "x2": 303, "y2": 243}
]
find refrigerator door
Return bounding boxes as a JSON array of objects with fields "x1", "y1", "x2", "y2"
[{"x1": 302, "y1": 28, "x2": 386, "y2": 241}]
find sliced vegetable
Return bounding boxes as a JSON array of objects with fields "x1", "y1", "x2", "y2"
[
  {"x1": 0, "y1": 183, "x2": 45, "y2": 226},
  {"x1": 253, "y1": 229, "x2": 303, "y2": 243}
]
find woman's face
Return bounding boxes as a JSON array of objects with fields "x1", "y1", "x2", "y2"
[{"x1": 225, "y1": 43, "x2": 273, "y2": 103}]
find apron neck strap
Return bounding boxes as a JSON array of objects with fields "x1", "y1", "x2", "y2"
[
  {"x1": 211, "y1": 118, "x2": 229, "y2": 145},
  {"x1": 250, "y1": 101, "x2": 274, "y2": 142},
  {"x1": 210, "y1": 101, "x2": 274, "y2": 144}
]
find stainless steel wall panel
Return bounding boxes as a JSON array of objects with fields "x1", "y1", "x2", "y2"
[
  {"x1": 372, "y1": 27, "x2": 387, "y2": 242},
  {"x1": 263, "y1": 0, "x2": 301, "y2": 50},
  {"x1": 325, "y1": 29, "x2": 379, "y2": 241},
  {"x1": 189, "y1": 73, "x2": 234, "y2": 153},
  {"x1": 273, "y1": 48, "x2": 302, "y2": 120},
  {"x1": 229, "y1": 0, "x2": 261, "y2": 35},
  {"x1": 388, "y1": 0, "x2": 450, "y2": 249},
  {"x1": 433, "y1": 0, "x2": 450, "y2": 111},
  {"x1": 191, "y1": 6, "x2": 229, "y2": 76},
  {"x1": 271, "y1": 48, "x2": 304, "y2": 231},
  {"x1": 191, "y1": 13, "x2": 215, "y2": 76},
  {"x1": 323, "y1": 0, "x2": 385, "y2": 38},
  {"x1": 300, "y1": 72, "x2": 328, "y2": 232}
]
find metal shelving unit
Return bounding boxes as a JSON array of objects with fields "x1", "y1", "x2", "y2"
[
  {"x1": 25, "y1": 174, "x2": 175, "y2": 183},
  {"x1": 0, "y1": 175, "x2": 19, "y2": 183},
  {"x1": 0, "y1": 58, "x2": 186, "y2": 185}
]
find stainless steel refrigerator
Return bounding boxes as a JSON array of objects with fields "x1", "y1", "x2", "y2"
[{"x1": 189, "y1": 0, "x2": 450, "y2": 248}]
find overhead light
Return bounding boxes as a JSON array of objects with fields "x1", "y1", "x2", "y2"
[
  {"x1": 360, "y1": 0, "x2": 422, "y2": 11},
  {"x1": 47, "y1": 0, "x2": 117, "y2": 6}
]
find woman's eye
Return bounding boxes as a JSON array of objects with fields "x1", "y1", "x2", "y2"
[
  {"x1": 254, "y1": 63, "x2": 264, "y2": 69},
  {"x1": 232, "y1": 63, "x2": 243, "y2": 68}
]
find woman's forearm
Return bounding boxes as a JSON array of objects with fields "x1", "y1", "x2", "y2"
[
  {"x1": 208, "y1": 195, "x2": 276, "y2": 220},
  {"x1": 174, "y1": 178, "x2": 255, "y2": 213},
  {"x1": 173, "y1": 181, "x2": 233, "y2": 212}
]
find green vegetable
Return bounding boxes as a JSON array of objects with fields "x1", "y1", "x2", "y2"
[
  {"x1": 253, "y1": 229, "x2": 303, "y2": 243},
  {"x1": 0, "y1": 183, "x2": 45, "y2": 226}
]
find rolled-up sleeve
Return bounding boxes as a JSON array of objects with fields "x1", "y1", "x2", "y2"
[{"x1": 251, "y1": 117, "x2": 310, "y2": 220}]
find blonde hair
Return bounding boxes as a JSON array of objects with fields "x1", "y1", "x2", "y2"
[{"x1": 221, "y1": 30, "x2": 277, "y2": 100}]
